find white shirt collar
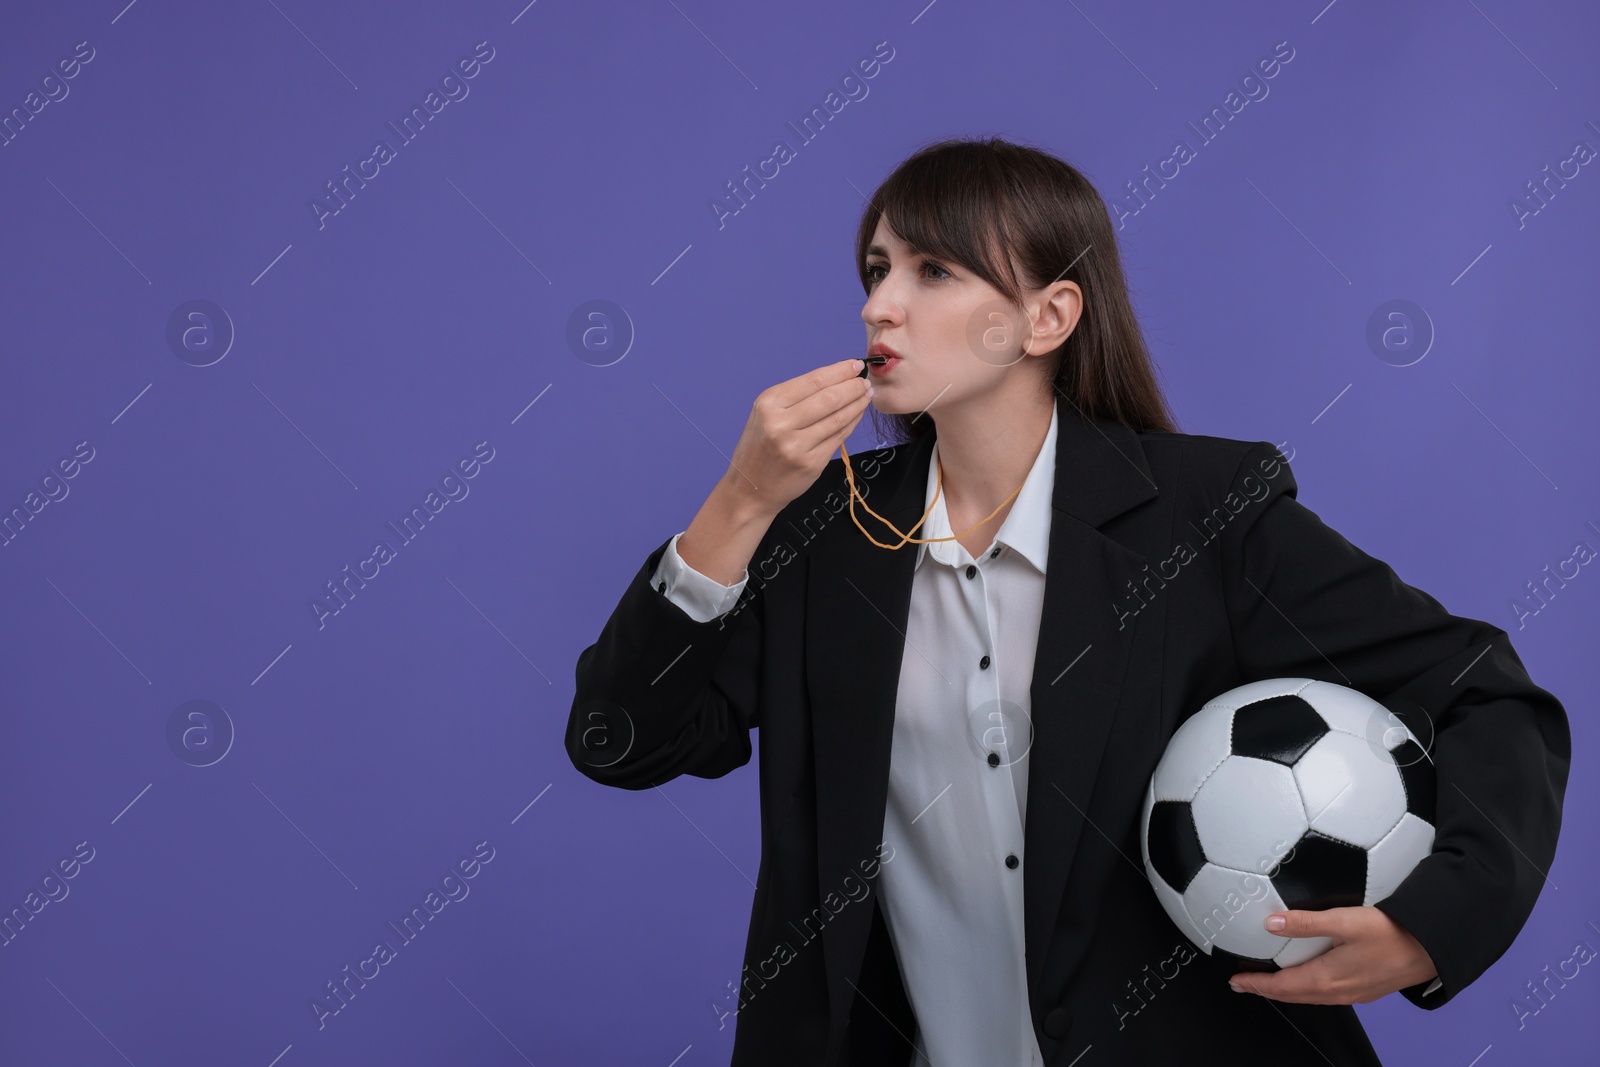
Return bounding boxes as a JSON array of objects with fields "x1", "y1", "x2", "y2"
[{"x1": 914, "y1": 402, "x2": 1056, "y2": 574}]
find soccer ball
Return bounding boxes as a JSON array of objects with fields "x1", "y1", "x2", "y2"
[{"x1": 1140, "y1": 678, "x2": 1436, "y2": 971}]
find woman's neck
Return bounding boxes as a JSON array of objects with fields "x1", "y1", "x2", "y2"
[{"x1": 931, "y1": 389, "x2": 1055, "y2": 536}]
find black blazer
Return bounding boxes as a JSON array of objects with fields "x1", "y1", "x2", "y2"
[{"x1": 565, "y1": 395, "x2": 1570, "y2": 1066}]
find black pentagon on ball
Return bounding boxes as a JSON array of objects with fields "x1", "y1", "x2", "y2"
[
  {"x1": 1390, "y1": 739, "x2": 1438, "y2": 825},
  {"x1": 1147, "y1": 800, "x2": 1208, "y2": 894},
  {"x1": 1209, "y1": 944, "x2": 1280, "y2": 974},
  {"x1": 1229, "y1": 694, "x2": 1329, "y2": 765},
  {"x1": 1272, "y1": 830, "x2": 1367, "y2": 911}
]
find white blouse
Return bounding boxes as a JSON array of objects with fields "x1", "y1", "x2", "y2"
[{"x1": 653, "y1": 404, "x2": 1060, "y2": 1064}]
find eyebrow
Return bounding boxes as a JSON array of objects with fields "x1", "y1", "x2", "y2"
[{"x1": 866, "y1": 242, "x2": 933, "y2": 260}]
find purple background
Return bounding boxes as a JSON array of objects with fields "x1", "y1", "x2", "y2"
[{"x1": 2, "y1": 1, "x2": 1595, "y2": 1064}]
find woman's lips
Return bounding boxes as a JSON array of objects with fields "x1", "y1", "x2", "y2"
[{"x1": 867, "y1": 355, "x2": 899, "y2": 377}]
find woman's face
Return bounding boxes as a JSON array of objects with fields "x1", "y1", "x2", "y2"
[{"x1": 859, "y1": 217, "x2": 1041, "y2": 416}]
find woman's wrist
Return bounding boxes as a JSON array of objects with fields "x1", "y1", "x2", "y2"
[
  {"x1": 676, "y1": 475, "x2": 781, "y2": 586},
  {"x1": 711, "y1": 470, "x2": 781, "y2": 529}
]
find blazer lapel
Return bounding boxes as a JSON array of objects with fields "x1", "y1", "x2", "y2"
[
  {"x1": 804, "y1": 395, "x2": 1160, "y2": 1022},
  {"x1": 1019, "y1": 404, "x2": 1158, "y2": 997},
  {"x1": 805, "y1": 427, "x2": 931, "y2": 1025}
]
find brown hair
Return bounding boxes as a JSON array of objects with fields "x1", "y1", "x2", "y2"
[{"x1": 855, "y1": 136, "x2": 1180, "y2": 443}]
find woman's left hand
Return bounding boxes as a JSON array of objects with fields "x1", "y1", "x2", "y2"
[{"x1": 1228, "y1": 906, "x2": 1438, "y2": 1004}]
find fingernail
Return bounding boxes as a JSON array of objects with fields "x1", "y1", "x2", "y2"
[
  {"x1": 1266, "y1": 915, "x2": 1286, "y2": 931},
  {"x1": 1228, "y1": 980, "x2": 1243, "y2": 992}
]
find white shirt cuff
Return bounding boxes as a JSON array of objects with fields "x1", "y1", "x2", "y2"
[{"x1": 650, "y1": 531, "x2": 749, "y2": 623}]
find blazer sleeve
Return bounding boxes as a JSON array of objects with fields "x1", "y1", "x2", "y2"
[
  {"x1": 1217, "y1": 441, "x2": 1571, "y2": 1009},
  {"x1": 564, "y1": 495, "x2": 801, "y2": 791}
]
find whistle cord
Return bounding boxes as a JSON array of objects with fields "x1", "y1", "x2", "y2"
[{"x1": 839, "y1": 441, "x2": 1026, "y2": 551}]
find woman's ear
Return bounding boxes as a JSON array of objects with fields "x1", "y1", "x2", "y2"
[{"x1": 1027, "y1": 281, "x2": 1082, "y2": 354}]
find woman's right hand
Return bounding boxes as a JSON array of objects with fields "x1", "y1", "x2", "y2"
[
  {"x1": 673, "y1": 359, "x2": 872, "y2": 588},
  {"x1": 723, "y1": 358, "x2": 875, "y2": 517}
]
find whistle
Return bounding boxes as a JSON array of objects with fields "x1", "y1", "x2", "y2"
[{"x1": 859, "y1": 355, "x2": 888, "y2": 378}]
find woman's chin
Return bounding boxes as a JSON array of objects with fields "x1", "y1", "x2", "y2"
[{"x1": 867, "y1": 392, "x2": 901, "y2": 414}]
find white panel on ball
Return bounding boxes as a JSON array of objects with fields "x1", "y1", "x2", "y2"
[
  {"x1": 1152, "y1": 705, "x2": 1232, "y2": 802},
  {"x1": 1191, "y1": 756, "x2": 1308, "y2": 873},
  {"x1": 1365, "y1": 811, "x2": 1436, "y2": 905},
  {"x1": 1299, "y1": 680, "x2": 1385, "y2": 738},
  {"x1": 1181, "y1": 862, "x2": 1290, "y2": 960},
  {"x1": 1302, "y1": 680, "x2": 1421, "y2": 753},
  {"x1": 1294, "y1": 731, "x2": 1407, "y2": 849}
]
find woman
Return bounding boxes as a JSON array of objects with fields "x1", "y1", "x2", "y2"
[{"x1": 565, "y1": 138, "x2": 1569, "y2": 1066}]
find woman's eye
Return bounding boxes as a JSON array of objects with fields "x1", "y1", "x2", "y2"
[{"x1": 864, "y1": 261, "x2": 950, "y2": 284}]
